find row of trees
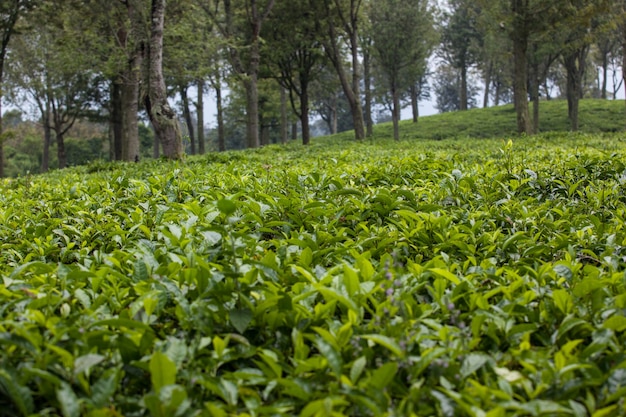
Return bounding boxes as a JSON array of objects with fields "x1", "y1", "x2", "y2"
[{"x1": 1, "y1": 0, "x2": 625, "y2": 176}]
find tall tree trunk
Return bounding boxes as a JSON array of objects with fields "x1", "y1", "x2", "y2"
[
  {"x1": 363, "y1": 39, "x2": 373, "y2": 137},
  {"x1": 260, "y1": 123, "x2": 270, "y2": 146},
  {"x1": 196, "y1": 79, "x2": 205, "y2": 154},
  {"x1": 324, "y1": 8, "x2": 365, "y2": 140},
  {"x1": 41, "y1": 103, "x2": 51, "y2": 173},
  {"x1": 280, "y1": 86, "x2": 288, "y2": 144},
  {"x1": 291, "y1": 121, "x2": 298, "y2": 140},
  {"x1": 529, "y1": 55, "x2": 540, "y2": 134},
  {"x1": 601, "y1": 54, "x2": 608, "y2": 99},
  {"x1": 410, "y1": 84, "x2": 419, "y2": 123},
  {"x1": 244, "y1": 77, "x2": 260, "y2": 148},
  {"x1": 483, "y1": 61, "x2": 492, "y2": 108},
  {"x1": 511, "y1": 0, "x2": 532, "y2": 135},
  {"x1": 55, "y1": 130, "x2": 67, "y2": 169},
  {"x1": 121, "y1": 64, "x2": 140, "y2": 162},
  {"x1": 153, "y1": 125, "x2": 159, "y2": 158},
  {"x1": 300, "y1": 81, "x2": 310, "y2": 145},
  {"x1": 180, "y1": 84, "x2": 196, "y2": 155},
  {"x1": 460, "y1": 62, "x2": 468, "y2": 111},
  {"x1": 146, "y1": 0, "x2": 183, "y2": 159},
  {"x1": 216, "y1": 80, "x2": 225, "y2": 152},
  {"x1": 330, "y1": 95, "x2": 337, "y2": 134},
  {"x1": 0, "y1": 94, "x2": 3, "y2": 178},
  {"x1": 392, "y1": 85, "x2": 400, "y2": 141},
  {"x1": 564, "y1": 46, "x2": 587, "y2": 132},
  {"x1": 111, "y1": 80, "x2": 123, "y2": 160}
]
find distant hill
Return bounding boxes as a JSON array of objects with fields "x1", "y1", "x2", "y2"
[{"x1": 328, "y1": 99, "x2": 626, "y2": 142}]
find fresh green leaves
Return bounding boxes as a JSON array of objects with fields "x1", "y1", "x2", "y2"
[{"x1": 1, "y1": 134, "x2": 626, "y2": 415}]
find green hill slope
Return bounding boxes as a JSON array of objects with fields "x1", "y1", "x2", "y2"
[{"x1": 331, "y1": 99, "x2": 625, "y2": 142}]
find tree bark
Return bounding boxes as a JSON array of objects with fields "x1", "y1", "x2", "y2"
[
  {"x1": 55, "y1": 131, "x2": 67, "y2": 169},
  {"x1": 122, "y1": 3, "x2": 142, "y2": 162},
  {"x1": 216, "y1": 80, "x2": 225, "y2": 152},
  {"x1": 180, "y1": 84, "x2": 196, "y2": 155},
  {"x1": 410, "y1": 84, "x2": 419, "y2": 123},
  {"x1": 121, "y1": 65, "x2": 141, "y2": 161},
  {"x1": 243, "y1": 77, "x2": 260, "y2": 148},
  {"x1": 511, "y1": 0, "x2": 532, "y2": 135},
  {"x1": 42, "y1": 102, "x2": 51, "y2": 172},
  {"x1": 622, "y1": 12, "x2": 626, "y2": 127},
  {"x1": 460, "y1": 61, "x2": 468, "y2": 111},
  {"x1": 300, "y1": 80, "x2": 310, "y2": 145},
  {"x1": 291, "y1": 121, "x2": 298, "y2": 140},
  {"x1": 0, "y1": 96, "x2": 3, "y2": 177},
  {"x1": 324, "y1": 2, "x2": 365, "y2": 140},
  {"x1": 483, "y1": 60, "x2": 492, "y2": 108},
  {"x1": 110, "y1": 80, "x2": 123, "y2": 160},
  {"x1": 280, "y1": 86, "x2": 288, "y2": 144},
  {"x1": 363, "y1": 39, "x2": 373, "y2": 137},
  {"x1": 392, "y1": 85, "x2": 400, "y2": 141},
  {"x1": 146, "y1": 0, "x2": 183, "y2": 159},
  {"x1": 563, "y1": 46, "x2": 588, "y2": 132},
  {"x1": 196, "y1": 79, "x2": 205, "y2": 154}
]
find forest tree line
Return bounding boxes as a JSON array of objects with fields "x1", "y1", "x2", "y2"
[{"x1": 0, "y1": 0, "x2": 624, "y2": 177}]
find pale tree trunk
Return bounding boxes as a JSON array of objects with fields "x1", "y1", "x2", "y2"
[
  {"x1": 180, "y1": 84, "x2": 196, "y2": 155},
  {"x1": 280, "y1": 86, "x2": 288, "y2": 144},
  {"x1": 196, "y1": 79, "x2": 205, "y2": 154},
  {"x1": 146, "y1": 0, "x2": 183, "y2": 159}
]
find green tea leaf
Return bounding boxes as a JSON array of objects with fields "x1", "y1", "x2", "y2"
[
  {"x1": 150, "y1": 351, "x2": 177, "y2": 392},
  {"x1": 56, "y1": 382, "x2": 80, "y2": 417},
  {"x1": 217, "y1": 199, "x2": 237, "y2": 215},
  {"x1": 369, "y1": 362, "x2": 398, "y2": 390},
  {"x1": 230, "y1": 308, "x2": 253, "y2": 334},
  {"x1": 361, "y1": 334, "x2": 405, "y2": 358}
]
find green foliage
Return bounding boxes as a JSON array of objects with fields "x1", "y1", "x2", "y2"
[
  {"x1": 369, "y1": 99, "x2": 626, "y2": 141},
  {"x1": 2, "y1": 130, "x2": 626, "y2": 415}
]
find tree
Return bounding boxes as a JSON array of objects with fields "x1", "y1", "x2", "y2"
[
  {"x1": 369, "y1": 0, "x2": 436, "y2": 140},
  {"x1": 321, "y1": 0, "x2": 366, "y2": 141},
  {"x1": 557, "y1": 0, "x2": 610, "y2": 131},
  {"x1": 476, "y1": 0, "x2": 560, "y2": 134},
  {"x1": 434, "y1": 64, "x2": 478, "y2": 113},
  {"x1": 0, "y1": 0, "x2": 35, "y2": 177},
  {"x1": 439, "y1": 0, "x2": 481, "y2": 111},
  {"x1": 263, "y1": 0, "x2": 326, "y2": 145},
  {"x1": 5, "y1": 3, "x2": 102, "y2": 170},
  {"x1": 202, "y1": 0, "x2": 275, "y2": 149}
]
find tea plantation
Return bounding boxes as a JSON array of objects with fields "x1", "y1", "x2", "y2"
[{"x1": 1, "y1": 132, "x2": 626, "y2": 416}]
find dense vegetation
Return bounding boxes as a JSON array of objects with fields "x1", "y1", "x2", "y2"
[
  {"x1": 1, "y1": 0, "x2": 624, "y2": 176},
  {"x1": 3, "y1": 98, "x2": 625, "y2": 178},
  {"x1": 2, "y1": 126, "x2": 626, "y2": 415}
]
